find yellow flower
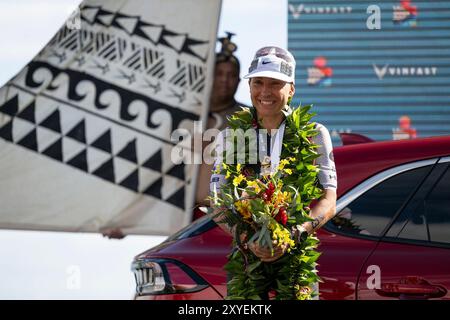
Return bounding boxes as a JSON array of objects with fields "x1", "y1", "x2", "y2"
[
  {"x1": 275, "y1": 190, "x2": 291, "y2": 205},
  {"x1": 247, "y1": 180, "x2": 261, "y2": 193},
  {"x1": 295, "y1": 285, "x2": 312, "y2": 300},
  {"x1": 277, "y1": 158, "x2": 293, "y2": 171},
  {"x1": 233, "y1": 174, "x2": 246, "y2": 187},
  {"x1": 225, "y1": 170, "x2": 231, "y2": 179},
  {"x1": 234, "y1": 200, "x2": 251, "y2": 219},
  {"x1": 236, "y1": 163, "x2": 242, "y2": 172},
  {"x1": 278, "y1": 158, "x2": 294, "y2": 175},
  {"x1": 277, "y1": 180, "x2": 283, "y2": 189},
  {"x1": 270, "y1": 222, "x2": 295, "y2": 249},
  {"x1": 213, "y1": 163, "x2": 221, "y2": 174}
]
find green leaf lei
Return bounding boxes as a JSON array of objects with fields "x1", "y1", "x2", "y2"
[{"x1": 210, "y1": 104, "x2": 324, "y2": 300}]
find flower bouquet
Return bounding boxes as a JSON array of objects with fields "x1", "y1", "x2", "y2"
[{"x1": 209, "y1": 105, "x2": 324, "y2": 300}]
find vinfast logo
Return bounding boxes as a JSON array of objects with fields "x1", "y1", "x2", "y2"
[
  {"x1": 373, "y1": 64, "x2": 437, "y2": 80},
  {"x1": 393, "y1": 0, "x2": 418, "y2": 27},
  {"x1": 289, "y1": 4, "x2": 352, "y2": 19},
  {"x1": 307, "y1": 56, "x2": 332, "y2": 87}
]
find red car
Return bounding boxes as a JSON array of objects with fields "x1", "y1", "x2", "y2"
[{"x1": 132, "y1": 135, "x2": 450, "y2": 300}]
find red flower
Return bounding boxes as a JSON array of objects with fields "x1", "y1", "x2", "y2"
[
  {"x1": 263, "y1": 182, "x2": 275, "y2": 202},
  {"x1": 275, "y1": 207, "x2": 288, "y2": 226}
]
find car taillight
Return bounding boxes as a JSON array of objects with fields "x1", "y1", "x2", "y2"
[
  {"x1": 134, "y1": 261, "x2": 165, "y2": 294},
  {"x1": 132, "y1": 258, "x2": 209, "y2": 295}
]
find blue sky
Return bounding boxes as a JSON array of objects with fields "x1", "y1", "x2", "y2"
[{"x1": 0, "y1": 0, "x2": 286, "y2": 299}]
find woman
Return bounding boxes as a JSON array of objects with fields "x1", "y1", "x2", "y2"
[{"x1": 209, "y1": 46, "x2": 337, "y2": 299}]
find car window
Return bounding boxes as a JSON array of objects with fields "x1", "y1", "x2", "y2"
[
  {"x1": 394, "y1": 163, "x2": 450, "y2": 244},
  {"x1": 328, "y1": 165, "x2": 432, "y2": 238}
]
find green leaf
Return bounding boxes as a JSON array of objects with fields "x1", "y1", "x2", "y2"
[{"x1": 247, "y1": 260, "x2": 262, "y2": 273}]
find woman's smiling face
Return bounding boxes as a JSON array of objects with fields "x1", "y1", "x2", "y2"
[{"x1": 249, "y1": 77, "x2": 294, "y2": 120}]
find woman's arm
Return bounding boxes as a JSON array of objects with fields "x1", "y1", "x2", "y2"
[{"x1": 300, "y1": 188, "x2": 337, "y2": 235}]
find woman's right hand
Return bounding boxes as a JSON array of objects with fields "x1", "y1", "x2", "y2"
[{"x1": 248, "y1": 240, "x2": 287, "y2": 262}]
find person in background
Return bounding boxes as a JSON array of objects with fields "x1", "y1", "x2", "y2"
[{"x1": 192, "y1": 32, "x2": 248, "y2": 220}]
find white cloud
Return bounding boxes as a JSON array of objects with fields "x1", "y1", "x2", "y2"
[{"x1": 0, "y1": 0, "x2": 81, "y2": 85}]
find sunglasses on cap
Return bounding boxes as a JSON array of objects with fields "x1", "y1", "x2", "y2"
[{"x1": 253, "y1": 46, "x2": 296, "y2": 64}]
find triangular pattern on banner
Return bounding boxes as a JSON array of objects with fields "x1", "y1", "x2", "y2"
[
  {"x1": 110, "y1": 128, "x2": 135, "y2": 157},
  {"x1": 97, "y1": 13, "x2": 115, "y2": 26},
  {"x1": 140, "y1": 25, "x2": 163, "y2": 43},
  {"x1": 39, "y1": 109, "x2": 62, "y2": 134},
  {"x1": 65, "y1": 119, "x2": 86, "y2": 144},
  {"x1": 92, "y1": 157, "x2": 115, "y2": 183},
  {"x1": 161, "y1": 143, "x2": 177, "y2": 174},
  {"x1": 37, "y1": 126, "x2": 61, "y2": 153},
  {"x1": 165, "y1": 185, "x2": 185, "y2": 210},
  {"x1": 12, "y1": 117, "x2": 35, "y2": 143},
  {"x1": 0, "y1": 113, "x2": 11, "y2": 127},
  {"x1": 85, "y1": 116, "x2": 110, "y2": 145},
  {"x1": 0, "y1": 118, "x2": 13, "y2": 142},
  {"x1": 136, "y1": 136, "x2": 161, "y2": 166},
  {"x1": 188, "y1": 43, "x2": 209, "y2": 61},
  {"x1": 161, "y1": 174, "x2": 184, "y2": 201},
  {"x1": 66, "y1": 148, "x2": 88, "y2": 172},
  {"x1": 87, "y1": 146, "x2": 111, "y2": 173},
  {"x1": 113, "y1": 157, "x2": 138, "y2": 185},
  {"x1": 17, "y1": 127, "x2": 38, "y2": 152},
  {"x1": 142, "y1": 149, "x2": 162, "y2": 172},
  {"x1": 16, "y1": 90, "x2": 36, "y2": 112},
  {"x1": 17, "y1": 101, "x2": 36, "y2": 124},
  {"x1": 138, "y1": 166, "x2": 161, "y2": 193},
  {"x1": 62, "y1": 136, "x2": 86, "y2": 163},
  {"x1": 0, "y1": 86, "x2": 7, "y2": 105},
  {"x1": 2, "y1": 90, "x2": 35, "y2": 116},
  {"x1": 143, "y1": 176, "x2": 162, "y2": 199},
  {"x1": 91, "y1": 128, "x2": 112, "y2": 153},
  {"x1": 165, "y1": 163, "x2": 185, "y2": 180},
  {"x1": 59, "y1": 107, "x2": 84, "y2": 136},
  {"x1": 116, "y1": 138, "x2": 137, "y2": 163},
  {"x1": 42, "y1": 137, "x2": 63, "y2": 162},
  {"x1": 163, "y1": 34, "x2": 186, "y2": 51},
  {"x1": 34, "y1": 96, "x2": 59, "y2": 125},
  {"x1": 119, "y1": 168, "x2": 139, "y2": 192},
  {"x1": 81, "y1": 7, "x2": 100, "y2": 24},
  {"x1": 0, "y1": 95, "x2": 18, "y2": 117},
  {"x1": 116, "y1": 17, "x2": 139, "y2": 34}
]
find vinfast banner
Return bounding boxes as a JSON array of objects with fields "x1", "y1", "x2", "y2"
[{"x1": 288, "y1": 0, "x2": 450, "y2": 144}]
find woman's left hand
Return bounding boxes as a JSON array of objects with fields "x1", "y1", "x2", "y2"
[{"x1": 248, "y1": 240, "x2": 287, "y2": 262}]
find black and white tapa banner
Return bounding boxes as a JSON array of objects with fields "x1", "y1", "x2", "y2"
[{"x1": 0, "y1": 0, "x2": 221, "y2": 235}]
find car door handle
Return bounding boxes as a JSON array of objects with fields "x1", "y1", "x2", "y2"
[{"x1": 376, "y1": 277, "x2": 447, "y2": 299}]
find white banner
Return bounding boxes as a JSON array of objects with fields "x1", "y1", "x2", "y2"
[{"x1": 0, "y1": 0, "x2": 222, "y2": 236}]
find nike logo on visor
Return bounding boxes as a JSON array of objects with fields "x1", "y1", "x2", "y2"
[{"x1": 262, "y1": 61, "x2": 271, "y2": 65}]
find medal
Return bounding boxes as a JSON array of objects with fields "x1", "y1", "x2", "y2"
[{"x1": 260, "y1": 155, "x2": 271, "y2": 176}]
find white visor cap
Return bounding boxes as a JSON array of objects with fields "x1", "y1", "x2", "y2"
[{"x1": 243, "y1": 46, "x2": 296, "y2": 83}]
